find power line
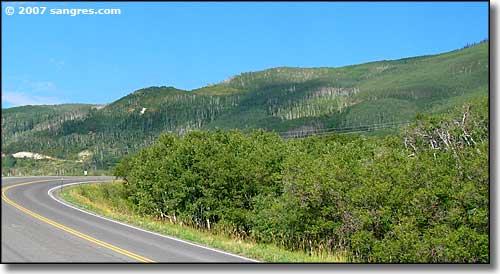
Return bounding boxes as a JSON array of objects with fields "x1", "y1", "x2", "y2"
[
  {"x1": 277, "y1": 120, "x2": 411, "y2": 139},
  {"x1": 282, "y1": 120, "x2": 409, "y2": 134}
]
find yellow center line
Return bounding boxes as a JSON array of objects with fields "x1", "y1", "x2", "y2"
[{"x1": 2, "y1": 179, "x2": 155, "y2": 263}]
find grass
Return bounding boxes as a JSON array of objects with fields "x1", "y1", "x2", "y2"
[{"x1": 59, "y1": 181, "x2": 351, "y2": 263}]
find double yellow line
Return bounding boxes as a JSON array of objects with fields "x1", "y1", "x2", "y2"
[{"x1": 2, "y1": 180, "x2": 155, "y2": 263}]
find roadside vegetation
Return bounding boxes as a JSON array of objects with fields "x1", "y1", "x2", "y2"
[
  {"x1": 62, "y1": 96, "x2": 488, "y2": 263},
  {"x1": 60, "y1": 182, "x2": 349, "y2": 262},
  {"x1": 1, "y1": 157, "x2": 110, "y2": 177}
]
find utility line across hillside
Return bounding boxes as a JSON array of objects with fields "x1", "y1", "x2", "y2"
[{"x1": 277, "y1": 120, "x2": 411, "y2": 139}]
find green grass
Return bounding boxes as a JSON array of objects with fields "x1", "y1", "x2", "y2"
[{"x1": 59, "y1": 181, "x2": 351, "y2": 263}]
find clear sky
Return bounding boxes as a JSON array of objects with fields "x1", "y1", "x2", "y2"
[{"x1": 1, "y1": 1, "x2": 488, "y2": 108}]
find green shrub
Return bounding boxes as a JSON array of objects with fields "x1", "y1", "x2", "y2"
[{"x1": 115, "y1": 97, "x2": 488, "y2": 262}]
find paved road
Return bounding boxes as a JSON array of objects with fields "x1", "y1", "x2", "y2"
[{"x1": 1, "y1": 176, "x2": 256, "y2": 263}]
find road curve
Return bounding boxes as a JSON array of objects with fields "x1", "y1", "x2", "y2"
[{"x1": 1, "y1": 176, "x2": 257, "y2": 263}]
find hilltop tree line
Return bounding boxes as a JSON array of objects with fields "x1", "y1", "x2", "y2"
[
  {"x1": 114, "y1": 97, "x2": 488, "y2": 262},
  {"x1": 462, "y1": 39, "x2": 488, "y2": 50}
]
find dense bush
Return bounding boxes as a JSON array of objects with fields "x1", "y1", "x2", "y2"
[{"x1": 114, "y1": 97, "x2": 488, "y2": 262}]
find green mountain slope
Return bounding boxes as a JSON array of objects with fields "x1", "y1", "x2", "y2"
[
  {"x1": 1, "y1": 41, "x2": 489, "y2": 175},
  {"x1": 2, "y1": 104, "x2": 98, "y2": 156}
]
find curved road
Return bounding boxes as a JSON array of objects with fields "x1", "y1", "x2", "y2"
[{"x1": 1, "y1": 176, "x2": 257, "y2": 263}]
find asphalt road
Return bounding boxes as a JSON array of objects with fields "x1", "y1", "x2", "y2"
[{"x1": 1, "y1": 176, "x2": 257, "y2": 263}]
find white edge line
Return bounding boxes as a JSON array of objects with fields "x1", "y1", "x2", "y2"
[{"x1": 48, "y1": 181, "x2": 260, "y2": 263}]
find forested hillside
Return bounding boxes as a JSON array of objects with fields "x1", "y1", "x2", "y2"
[{"x1": 1, "y1": 41, "x2": 488, "y2": 175}]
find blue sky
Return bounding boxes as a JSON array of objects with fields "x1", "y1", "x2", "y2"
[{"x1": 1, "y1": 1, "x2": 488, "y2": 108}]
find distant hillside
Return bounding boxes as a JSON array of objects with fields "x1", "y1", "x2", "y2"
[
  {"x1": 1, "y1": 41, "x2": 489, "y2": 175},
  {"x1": 2, "y1": 104, "x2": 98, "y2": 156}
]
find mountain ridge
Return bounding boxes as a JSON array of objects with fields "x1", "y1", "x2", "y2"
[
  {"x1": 2, "y1": 41, "x2": 487, "y2": 108},
  {"x1": 1, "y1": 41, "x2": 489, "y2": 175}
]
